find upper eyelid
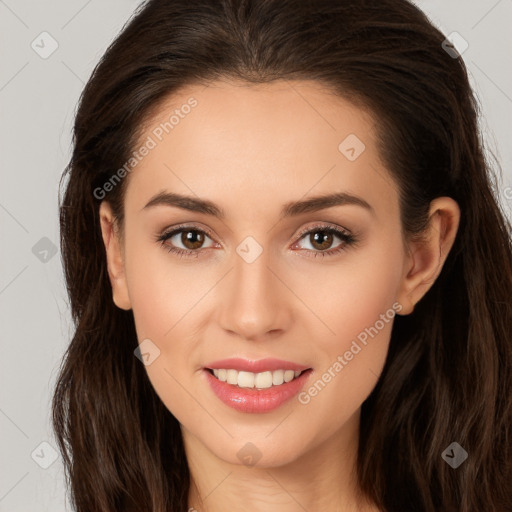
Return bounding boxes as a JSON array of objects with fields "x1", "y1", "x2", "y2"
[
  {"x1": 160, "y1": 223, "x2": 216, "y2": 241},
  {"x1": 295, "y1": 223, "x2": 350, "y2": 238}
]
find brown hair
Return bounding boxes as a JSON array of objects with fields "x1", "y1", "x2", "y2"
[{"x1": 52, "y1": 0, "x2": 512, "y2": 510}]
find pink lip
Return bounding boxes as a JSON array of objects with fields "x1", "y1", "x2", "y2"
[
  {"x1": 205, "y1": 357, "x2": 310, "y2": 373},
  {"x1": 203, "y1": 366, "x2": 313, "y2": 414}
]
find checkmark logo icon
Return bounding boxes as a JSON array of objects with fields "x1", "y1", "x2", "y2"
[{"x1": 31, "y1": 31, "x2": 58, "y2": 59}]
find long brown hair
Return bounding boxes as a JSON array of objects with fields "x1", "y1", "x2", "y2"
[{"x1": 52, "y1": 0, "x2": 512, "y2": 510}]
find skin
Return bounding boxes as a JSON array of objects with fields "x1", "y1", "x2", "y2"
[{"x1": 99, "y1": 79, "x2": 460, "y2": 512}]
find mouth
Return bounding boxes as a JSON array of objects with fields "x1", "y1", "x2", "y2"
[
  {"x1": 206, "y1": 367, "x2": 309, "y2": 389},
  {"x1": 202, "y1": 358, "x2": 313, "y2": 413}
]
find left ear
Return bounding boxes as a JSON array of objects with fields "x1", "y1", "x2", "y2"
[{"x1": 396, "y1": 197, "x2": 460, "y2": 315}]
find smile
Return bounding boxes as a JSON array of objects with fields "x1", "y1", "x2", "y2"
[{"x1": 203, "y1": 358, "x2": 313, "y2": 413}]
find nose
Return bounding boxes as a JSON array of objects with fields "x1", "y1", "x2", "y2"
[{"x1": 217, "y1": 244, "x2": 292, "y2": 341}]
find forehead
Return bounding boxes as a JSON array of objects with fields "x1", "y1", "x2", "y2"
[{"x1": 125, "y1": 79, "x2": 397, "y2": 219}]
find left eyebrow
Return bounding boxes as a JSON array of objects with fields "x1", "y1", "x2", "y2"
[
  {"x1": 142, "y1": 190, "x2": 375, "y2": 219},
  {"x1": 279, "y1": 191, "x2": 375, "y2": 219}
]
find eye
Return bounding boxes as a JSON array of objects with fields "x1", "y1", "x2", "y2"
[
  {"x1": 156, "y1": 225, "x2": 217, "y2": 258},
  {"x1": 292, "y1": 224, "x2": 357, "y2": 258}
]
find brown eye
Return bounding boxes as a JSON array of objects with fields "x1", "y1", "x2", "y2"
[
  {"x1": 295, "y1": 226, "x2": 354, "y2": 255},
  {"x1": 308, "y1": 230, "x2": 335, "y2": 251},
  {"x1": 157, "y1": 226, "x2": 216, "y2": 256},
  {"x1": 179, "y1": 230, "x2": 206, "y2": 250}
]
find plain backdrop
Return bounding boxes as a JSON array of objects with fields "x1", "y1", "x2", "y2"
[{"x1": 1, "y1": 1, "x2": 511, "y2": 510}]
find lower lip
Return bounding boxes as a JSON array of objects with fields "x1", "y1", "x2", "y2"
[{"x1": 204, "y1": 369, "x2": 312, "y2": 413}]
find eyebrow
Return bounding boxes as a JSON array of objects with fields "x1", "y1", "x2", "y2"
[{"x1": 142, "y1": 190, "x2": 374, "y2": 219}]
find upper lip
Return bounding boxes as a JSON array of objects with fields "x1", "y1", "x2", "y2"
[{"x1": 205, "y1": 357, "x2": 311, "y2": 373}]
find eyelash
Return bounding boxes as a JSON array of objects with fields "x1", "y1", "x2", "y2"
[{"x1": 155, "y1": 223, "x2": 358, "y2": 259}]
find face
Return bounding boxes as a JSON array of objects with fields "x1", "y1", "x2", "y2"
[{"x1": 100, "y1": 79, "x2": 457, "y2": 468}]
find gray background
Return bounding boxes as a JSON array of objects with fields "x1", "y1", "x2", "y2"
[{"x1": 1, "y1": 1, "x2": 511, "y2": 510}]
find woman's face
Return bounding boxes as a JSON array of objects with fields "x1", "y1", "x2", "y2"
[{"x1": 101, "y1": 79, "x2": 429, "y2": 467}]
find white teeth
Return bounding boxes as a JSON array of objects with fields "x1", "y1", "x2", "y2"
[
  {"x1": 254, "y1": 371, "x2": 273, "y2": 389},
  {"x1": 210, "y1": 368, "x2": 305, "y2": 389},
  {"x1": 284, "y1": 370, "x2": 295, "y2": 382},
  {"x1": 237, "y1": 371, "x2": 254, "y2": 388},
  {"x1": 272, "y1": 369, "x2": 284, "y2": 385},
  {"x1": 226, "y1": 369, "x2": 238, "y2": 385}
]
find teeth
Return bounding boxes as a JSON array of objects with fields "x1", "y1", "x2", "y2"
[
  {"x1": 226, "y1": 369, "x2": 238, "y2": 385},
  {"x1": 254, "y1": 371, "x2": 272, "y2": 389},
  {"x1": 211, "y1": 368, "x2": 304, "y2": 389},
  {"x1": 272, "y1": 369, "x2": 284, "y2": 386},
  {"x1": 238, "y1": 371, "x2": 255, "y2": 388},
  {"x1": 284, "y1": 370, "x2": 294, "y2": 382}
]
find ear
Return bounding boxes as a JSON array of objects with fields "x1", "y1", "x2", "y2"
[
  {"x1": 99, "y1": 201, "x2": 132, "y2": 310},
  {"x1": 396, "y1": 197, "x2": 460, "y2": 315}
]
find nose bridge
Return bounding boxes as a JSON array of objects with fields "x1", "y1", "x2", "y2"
[{"x1": 218, "y1": 238, "x2": 290, "y2": 340}]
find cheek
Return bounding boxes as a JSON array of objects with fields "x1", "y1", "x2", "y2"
[
  {"x1": 298, "y1": 234, "x2": 404, "y2": 351},
  {"x1": 124, "y1": 234, "x2": 210, "y2": 338},
  {"x1": 123, "y1": 238, "x2": 210, "y2": 419},
  {"x1": 293, "y1": 237, "x2": 403, "y2": 417}
]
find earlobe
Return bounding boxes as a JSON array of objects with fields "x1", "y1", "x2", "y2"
[
  {"x1": 397, "y1": 197, "x2": 460, "y2": 315},
  {"x1": 99, "y1": 201, "x2": 132, "y2": 310}
]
